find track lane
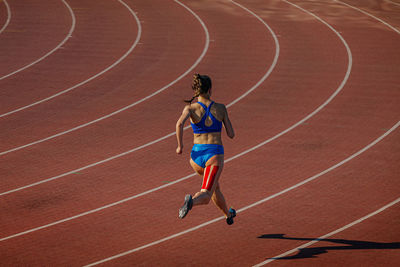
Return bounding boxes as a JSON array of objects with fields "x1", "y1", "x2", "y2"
[
  {"x1": 0, "y1": 0, "x2": 208, "y2": 157},
  {"x1": 0, "y1": 0, "x2": 205, "y2": 153},
  {"x1": 0, "y1": 0, "x2": 11, "y2": 34},
  {"x1": 0, "y1": 0, "x2": 277, "y2": 192},
  {"x1": 0, "y1": 0, "x2": 138, "y2": 117},
  {"x1": 339, "y1": 0, "x2": 400, "y2": 29},
  {"x1": 0, "y1": 0, "x2": 73, "y2": 78},
  {"x1": 336, "y1": 0, "x2": 400, "y2": 32},
  {"x1": 119, "y1": 125, "x2": 398, "y2": 267},
  {"x1": 0, "y1": 0, "x2": 75, "y2": 82},
  {"x1": 387, "y1": 0, "x2": 400, "y2": 7},
  {"x1": 255, "y1": 199, "x2": 400, "y2": 266},
  {"x1": 251, "y1": 126, "x2": 400, "y2": 266}
]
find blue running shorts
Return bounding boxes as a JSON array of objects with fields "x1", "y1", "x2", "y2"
[{"x1": 190, "y1": 144, "x2": 224, "y2": 168}]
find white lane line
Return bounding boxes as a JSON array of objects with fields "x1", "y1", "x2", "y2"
[
  {"x1": 83, "y1": 120, "x2": 399, "y2": 267},
  {"x1": 0, "y1": 0, "x2": 11, "y2": 34},
  {"x1": 0, "y1": 0, "x2": 208, "y2": 155},
  {"x1": 386, "y1": 0, "x2": 400, "y2": 7},
  {"x1": 336, "y1": 0, "x2": 400, "y2": 34},
  {"x1": 254, "y1": 196, "x2": 400, "y2": 266},
  {"x1": 0, "y1": 0, "x2": 139, "y2": 118},
  {"x1": 0, "y1": 0, "x2": 280, "y2": 240},
  {"x1": 0, "y1": 0, "x2": 279, "y2": 195},
  {"x1": 0, "y1": 0, "x2": 76, "y2": 81}
]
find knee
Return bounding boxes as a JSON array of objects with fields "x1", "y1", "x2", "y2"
[{"x1": 202, "y1": 190, "x2": 213, "y2": 204}]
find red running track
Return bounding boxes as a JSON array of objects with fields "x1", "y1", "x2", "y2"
[
  {"x1": 0, "y1": 0, "x2": 399, "y2": 266},
  {"x1": 0, "y1": 0, "x2": 72, "y2": 78}
]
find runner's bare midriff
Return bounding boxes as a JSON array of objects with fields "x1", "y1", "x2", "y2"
[{"x1": 193, "y1": 132, "x2": 222, "y2": 145}]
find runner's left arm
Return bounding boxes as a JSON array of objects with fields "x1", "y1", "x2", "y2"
[{"x1": 176, "y1": 105, "x2": 191, "y2": 154}]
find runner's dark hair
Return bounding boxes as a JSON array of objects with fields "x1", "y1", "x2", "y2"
[{"x1": 184, "y1": 74, "x2": 212, "y2": 104}]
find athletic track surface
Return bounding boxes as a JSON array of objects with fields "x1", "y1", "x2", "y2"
[{"x1": 1, "y1": 0, "x2": 399, "y2": 266}]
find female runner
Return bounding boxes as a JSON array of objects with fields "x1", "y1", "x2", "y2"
[{"x1": 176, "y1": 74, "x2": 236, "y2": 225}]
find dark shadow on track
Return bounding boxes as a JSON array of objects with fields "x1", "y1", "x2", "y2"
[{"x1": 258, "y1": 234, "x2": 400, "y2": 260}]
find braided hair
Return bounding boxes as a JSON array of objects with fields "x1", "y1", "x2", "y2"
[{"x1": 184, "y1": 73, "x2": 212, "y2": 104}]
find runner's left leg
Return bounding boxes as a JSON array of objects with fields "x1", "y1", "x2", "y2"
[{"x1": 192, "y1": 155, "x2": 223, "y2": 206}]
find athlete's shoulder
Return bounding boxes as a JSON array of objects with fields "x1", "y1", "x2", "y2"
[
  {"x1": 212, "y1": 101, "x2": 226, "y2": 108},
  {"x1": 209, "y1": 102, "x2": 226, "y2": 121},
  {"x1": 190, "y1": 102, "x2": 203, "y2": 111},
  {"x1": 212, "y1": 102, "x2": 227, "y2": 112},
  {"x1": 186, "y1": 102, "x2": 204, "y2": 117}
]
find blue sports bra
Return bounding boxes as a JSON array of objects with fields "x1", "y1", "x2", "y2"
[{"x1": 190, "y1": 101, "x2": 222, "y2": 134}]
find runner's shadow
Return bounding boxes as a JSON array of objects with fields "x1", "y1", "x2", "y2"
[{"x1": 258, "y1": 234, "x2": 400, "y2": 260}]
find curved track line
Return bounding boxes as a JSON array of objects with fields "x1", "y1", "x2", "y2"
[
  {"x1": 0, "y1": 0, "x2": 11, "y2": 34},
  {"x1": 255, "y1": 196, "x2": 400, "y2": 265},
  {"x1": 336, "y1": 0, "x2": 400, "y2": 34},
  {"x1": 0, "y1": 0, "x2": 139, "y2": 118},
  {"x1": 0, "y1": 0, "x2": 76, "y2": 81},
  {"x1": 83, "y1": 120, "x2": 399, "y2": 266},
  {"x1": 0, "y1": 0, "x2": 208, "y2": 155},
  {"x1": 0, "y1": 0, "x2": 280, "y2": 195},
  {"x1": 386, "y1": 0, "x2": 400, "y2": 7}
]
